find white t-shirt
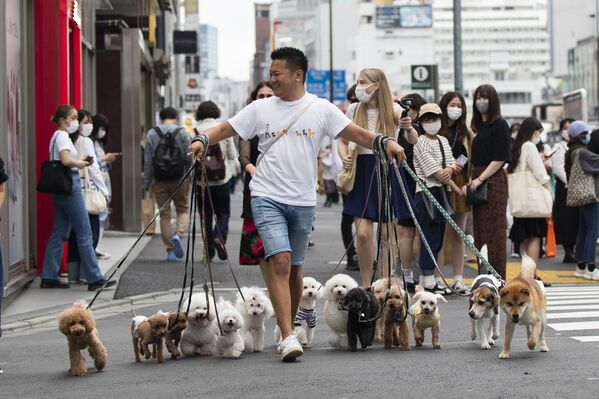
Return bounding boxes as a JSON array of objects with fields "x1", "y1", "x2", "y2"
[
  {"x1": 228, "y1": 92, "x2": 351, "y2": 206},
  {"x1": 49, "y1": 130, "x2": 78, "y2": 171}
]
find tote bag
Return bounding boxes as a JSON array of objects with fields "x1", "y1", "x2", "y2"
[
  {"x1": 566, "y1": 149, "x2": 599, "y2": 207},
  {"x1": 336, "y1": 144, "x2": 358, "y2": 195},
  {"x1": 80, "y1": 166, "x2": 107, "y2": 215},
  {"x1": 508, "y1": 149, "x2": 552, "y2": 218},
  {"x1": 36, "y1": 135, "x2": 72, "y2": 194}
]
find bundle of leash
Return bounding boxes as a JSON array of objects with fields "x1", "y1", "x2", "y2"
[{"x1": 56, "y1": 143, "x2": 548, "y2": 376}]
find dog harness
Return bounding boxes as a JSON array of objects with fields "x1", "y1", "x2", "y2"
[
  {"x1": 294, "y1": 307, "x2": 318, "y2": 328},
  {"x1": 411, "y1": 303, "x2": 440, "y2": 329},
  {"x1": 471, "y1": 275, "x2": 500, "y2": 295},
  {"x1": 132, "y1": 315, "x2": 148, "y2": 338}
]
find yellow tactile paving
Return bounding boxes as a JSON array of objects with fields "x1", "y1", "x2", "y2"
[{"x1": 459, "y1": 261, "x2": 599, "y2": 285}]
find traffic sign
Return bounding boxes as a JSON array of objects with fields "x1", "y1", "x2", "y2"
[
  {"x1": 411, "y1": 64, "x2": 433, "y2": 89},
  {"x1": 306, "y1": 70, "x2": 347, "y2": 102}
]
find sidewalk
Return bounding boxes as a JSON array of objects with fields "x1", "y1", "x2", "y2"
[{"x1": 2, "y1": 231, "x2": 152, "y2": 323}]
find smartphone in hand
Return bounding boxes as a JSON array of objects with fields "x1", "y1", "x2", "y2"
[
  {"x1": 84, "y1": 155, "x2": 94, "y2": 164},
  {"x1": 456, "y1": 154, "x2": 468, "y2": 167}
]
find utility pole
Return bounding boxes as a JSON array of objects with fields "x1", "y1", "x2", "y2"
[
  {"x1": 329, "y1": 0, "x2": 334, "y2": 103},
  {"x1": 453, "y1": 0, "x2": 463, "y2": 93}
]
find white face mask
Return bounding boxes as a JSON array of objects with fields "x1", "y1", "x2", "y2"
[
  {"x1": 532, "y1": 135, "x2": 541, "y2": 145},
  {"x1": 476, "y1": 100, "x2": 489, "y2": 114},
  {"x1": 422, "y1": 121, "x2": 442, "y2": 135},
  {"x1": 447, "y1": 106, "x2": 462, "y2": 120},
  {"x1": 66, "y1": 119, "x2": 79, "y2": 134},
  {"x1": 355, "y1": 83, "x2": 376, "y2": 103},
  {"x1": 80, "y1": 123, "x2": 93, "y2": 137},
  {"x1": 97, "y1": 128, "x2": 106, "y2": 139}
]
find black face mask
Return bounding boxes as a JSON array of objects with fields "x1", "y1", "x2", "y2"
[{"x1": 589, "y1": 131, "x2": 599, "y2": 154}]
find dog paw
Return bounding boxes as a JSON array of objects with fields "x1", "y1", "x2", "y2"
[
  {"x1": 488, "y1": 339, "x2": 495, "y2": 346},
  {"x1": 540, "y1": 345, "x2": 548, "y2": 352},
  {"x1": 70, "y1": 366, "x2": 87, "y2": 377},
  {"x1": 470, "y1": 332, "x2": 476, "y2": 341},
  {"x1": 527, "y1": 340, "x2": 537, "y2": 350},
  {"x1": 498, "y1": 351, "x2": 510, "y2": 359},
  {"x1": 433, "y1": 344, "x2": 441, "y2": 350},
  {"x1": 480, "y1": 343, "x2": 491, "y2": 350},
  {"x1": 492, "y1": 333, "x2": 499, "y2": 340},
  {"x1": 401, "y1": 345, "x2": 410, "y2": 351}
]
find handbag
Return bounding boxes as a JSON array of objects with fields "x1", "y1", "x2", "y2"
[
  {"x1": 336, "y1": 144, "x2": 358, "y2": 195},
  {"x1": 37, "y1": 135, "x2": 73, "y2": 194},
  {"x1": 466, "y1": 180, "x2": 490, "y2": 206},
  {"x1": 421, "y1": 137, "x2": 455, "y2": 223},
  {"x1": 566, "y1": 149, "x2": 599, "y2": 207},
  {"x1": 204, "y1": 143, "x2": 227, "y2": 181},
  {"x1": 80, "y1": 166, "x2": 107, "y2": 215},
  {"x1": 508, "y1": 147, "x2": 553, "y2": 218}
]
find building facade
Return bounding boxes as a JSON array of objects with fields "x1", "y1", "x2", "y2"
[{"x1": 199, "y1": 24, "x2": 218, "y2": 80}]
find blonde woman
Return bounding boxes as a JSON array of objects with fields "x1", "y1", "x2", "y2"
[{"x1": 338, "y1": 68, "x2": 418, "y2": 287}]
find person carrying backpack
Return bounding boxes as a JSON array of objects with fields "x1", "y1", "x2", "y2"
[{"x1": 143, "y1": 107, "x2": 191, "y2": 261}]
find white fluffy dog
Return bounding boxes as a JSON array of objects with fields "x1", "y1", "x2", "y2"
[
  {"x1": 235, "y1": 287, "x2": 274, "y2": 353},
  {"x1": 215, "y1": 299, "x2": 245, "y2": 358},
  {"x1": 294, "y1": 277, "x2": 323, "y2": 346},
  {"x1": 323, "y1": 273, "x2": 358, "y2": 349},
  {"x1": 180, "y1": 293, "x2": 218, "y2": 357}
]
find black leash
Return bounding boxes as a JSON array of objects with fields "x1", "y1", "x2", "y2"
[{"x1": 87, "y1": 163, "x2": 196, "y2": 309}]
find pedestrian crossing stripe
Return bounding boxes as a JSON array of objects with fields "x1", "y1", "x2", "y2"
[
  {"x1": 545, "y1": 286, "x2": 599, "y2": 344},
  {"x1": 464, "y1": 262, "x2": 599, "y2": 284}
]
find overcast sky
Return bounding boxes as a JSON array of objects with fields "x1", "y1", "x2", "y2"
[{"x1": 198, "y1": 0, "x2": 256, "y2": 81}]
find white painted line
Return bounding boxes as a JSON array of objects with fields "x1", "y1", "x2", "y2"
[
  {"x1": 547, "y1": 311, "x2": 599, "y2": 319},
  {"x1": 547, "y1": 321, "x2": 599, "y2": 331},
  {"x1": 571, "y1": 336, "x2": 599, "y2": 342},
  {"x1": 548, "y1": 305, "x2": 599, "y2": 311},
  {"x1": 546, "y1": 299, "x2": 599, "y2": 305},
  {"x1": 545, "y1": 287, "x2": 599, "y2": 292},
  {"x1": 546, "y1": 294, "x2": 599, "y2": 299}
]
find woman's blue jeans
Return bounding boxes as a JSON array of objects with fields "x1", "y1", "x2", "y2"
[
  {"x1": 575, "y1": 202, "x2": 599, "y2": 263},
  {"x1": 41, "y1": 173, "x2": 103, "y2": 283}
]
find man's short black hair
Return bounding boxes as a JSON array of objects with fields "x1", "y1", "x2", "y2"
[
  {"x1": 159, "y1": 106, "x2": 178, "y2": 121},
  {"x1": 271, "y1": 47, "x2": 309, "y2": 82}
]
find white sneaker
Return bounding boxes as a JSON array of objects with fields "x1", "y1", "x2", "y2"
[
  {"x1": 452, "y1": 280, "x2": 468, "y2": 294},
  {"x1": 584, "y1": 270, "x2": 593, "y2": 280},
  {"x1": 592, "y1": 270, "x2": 599, "y2": 281},
  {"x1": 574, "y1": 268, "x2": 587, "y2": 278},
  {"x1": 277, "y1": 335, "x2": 303, "y2": 361}
]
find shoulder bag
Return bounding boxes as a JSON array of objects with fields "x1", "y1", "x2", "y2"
[
  {"x1": 336, "y1": 104, "x2": 360, "y2": 195},
  {"x1": 421, "y1": 137, "x2": 455, "y2": 223},
  {"x1": 75, "y1": 138, "x2": 107, "y2": 215},
  {"x1": 566, "y1": 149, "x2": 599, "y2": 207},
  {"x1": 508, "y1": 145, "x2": 552, "y2": 217},
  {"x1": 37, "y1": 135, "x2": 73, "y2": 195}
]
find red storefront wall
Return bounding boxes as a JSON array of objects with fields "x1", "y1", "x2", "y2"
[{"x1": 34, "y1": 0, "x2": 82, "y2": 273}]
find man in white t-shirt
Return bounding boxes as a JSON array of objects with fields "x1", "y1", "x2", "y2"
[{"x1": 188, "y1": 47, "x2": 406, "y2": 361}]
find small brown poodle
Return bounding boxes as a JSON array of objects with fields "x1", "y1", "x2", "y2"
[
  {"x1": 165, "y1": 311, "x2": 187, "y2": 359},
  {"x1": 131, "y1": 309, "x2": 168, "y2": 363},
  {"x1": 383, "y1": 278, "x2": 410, "y2": 350},
  {"x1": 58, "y1": 300, "x2": 108, "y2": 376}
]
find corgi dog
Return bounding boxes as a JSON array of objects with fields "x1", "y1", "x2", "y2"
[{"x1": 498, "y1": 253, "x2": 548, "y2": 359}]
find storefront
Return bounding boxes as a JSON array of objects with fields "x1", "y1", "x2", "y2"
[{"x1": 0, "y1": 0, "x2": 37, "y2": 303}]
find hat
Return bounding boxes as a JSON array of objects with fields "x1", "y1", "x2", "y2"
[
  {"x1": 568, "y1": 120, "x2": 590, "y2": 137},
  {"x1": 419, "y1": 103, "x2": 442, "y2": 117}
]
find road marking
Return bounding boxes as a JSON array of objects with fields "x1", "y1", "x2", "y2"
[
  {"x1": 548, "y1": 304, "x2": 599, "y2": 311},
  {"x1": 546, "y1": 298, "x2": 599, "y2": 305},
  {"x1": 545, "y1": 294, "x2": 599, "y2": 299},
  {"x1": 547, "y1": 321, "x2": 599, "y2": 331},
  {"x1": 547, "y1": 311, "x2": 599, "y2": 319},
  {"x1": 572, "y1": 336, "x2": 599, "y2": 342}
]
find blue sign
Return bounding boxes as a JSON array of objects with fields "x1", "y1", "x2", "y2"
[{"x1": 306, "y1": 70, "x2": 347, "y2": 102}]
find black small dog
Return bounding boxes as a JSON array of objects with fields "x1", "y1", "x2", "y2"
[{"x1": 343, "y1": 287, "x2": 381, "y2": 351}]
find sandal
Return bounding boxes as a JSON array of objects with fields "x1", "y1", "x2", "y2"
[{"x1": 424, "y1": 283, "x2": 452, "y2": 296}]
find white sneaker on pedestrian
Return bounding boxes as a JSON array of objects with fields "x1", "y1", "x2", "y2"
[
  {"x1": 574, "y1": 267, "x2": 586, "y2": 278},
  {"x1": 452, "y1": 280, "x2": 468, "y2": 294},
  {"x1": 277, "y1": 334, "x2": 303, "y2": 361},
  {"x1": 584, "y1": 270, "x2": 593, "y2": 280},
  {"x1": 591, "y1": 270, "x2": 599, "y2": 281}
]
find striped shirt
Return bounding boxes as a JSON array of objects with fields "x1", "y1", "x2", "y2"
[
  {"x1": 294, "y1": 307, "x2": 318, "y2": 328},
  {"x1": 413, "y1": 135, "x2": 455, "y2": 192}
]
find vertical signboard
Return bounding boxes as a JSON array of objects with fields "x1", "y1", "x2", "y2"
[
  {"x1": 306, "y1": 70, "x2": 346, "y2": 102},
  {"x1": 5, "y1": 0, "x2": 25, "y2": 268}
]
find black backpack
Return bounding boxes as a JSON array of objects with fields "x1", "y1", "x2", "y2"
[{"x1": 152, "y1": 126, "x2": 185, "y2": 181}]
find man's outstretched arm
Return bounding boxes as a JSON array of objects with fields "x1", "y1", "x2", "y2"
[
  {"x1": 187, "y1": 121, "x2": 237, "y2": 158},
  {"x1": 338, "y1": 122, "x2": 406, "y2": 162}
]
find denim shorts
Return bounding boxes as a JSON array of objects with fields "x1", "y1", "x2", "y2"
[{"x1": 251, "y1": 196, "x2": 315, "y2": 266}]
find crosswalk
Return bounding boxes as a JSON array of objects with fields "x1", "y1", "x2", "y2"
[{"x1": 546, "y1": 285, "x2": 599, "y2": 344}]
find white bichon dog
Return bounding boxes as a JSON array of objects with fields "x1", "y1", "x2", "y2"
[
  {"x1": 180, "y1": 293, "x2": 218, "y2": 357},
  {"x1": 293, "y1": 277, "x2": 323, "y2": 346},
  {"x1": 235, "y1": 287, "x2": 274, "y2": 353},
  {"x1": 215, "y1": 299, "x2": 245, "y2": 358},
  {"x1": 323, "y1": 273, "x2": 358, "y2": 349}
]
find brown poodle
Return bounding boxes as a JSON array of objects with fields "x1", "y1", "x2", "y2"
[
  {"x1": 131, "y1": 309, "x2": 168, "y2": 363},
  {"x1": 58, "y1": 300, "x2": 108, "y2": 376},
  {"x1": 165, "y1": 311, "x2": 187, "y2": 359},
  {"x1": 383, "y1": 278, "x2": 410, "y2": 350}
]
